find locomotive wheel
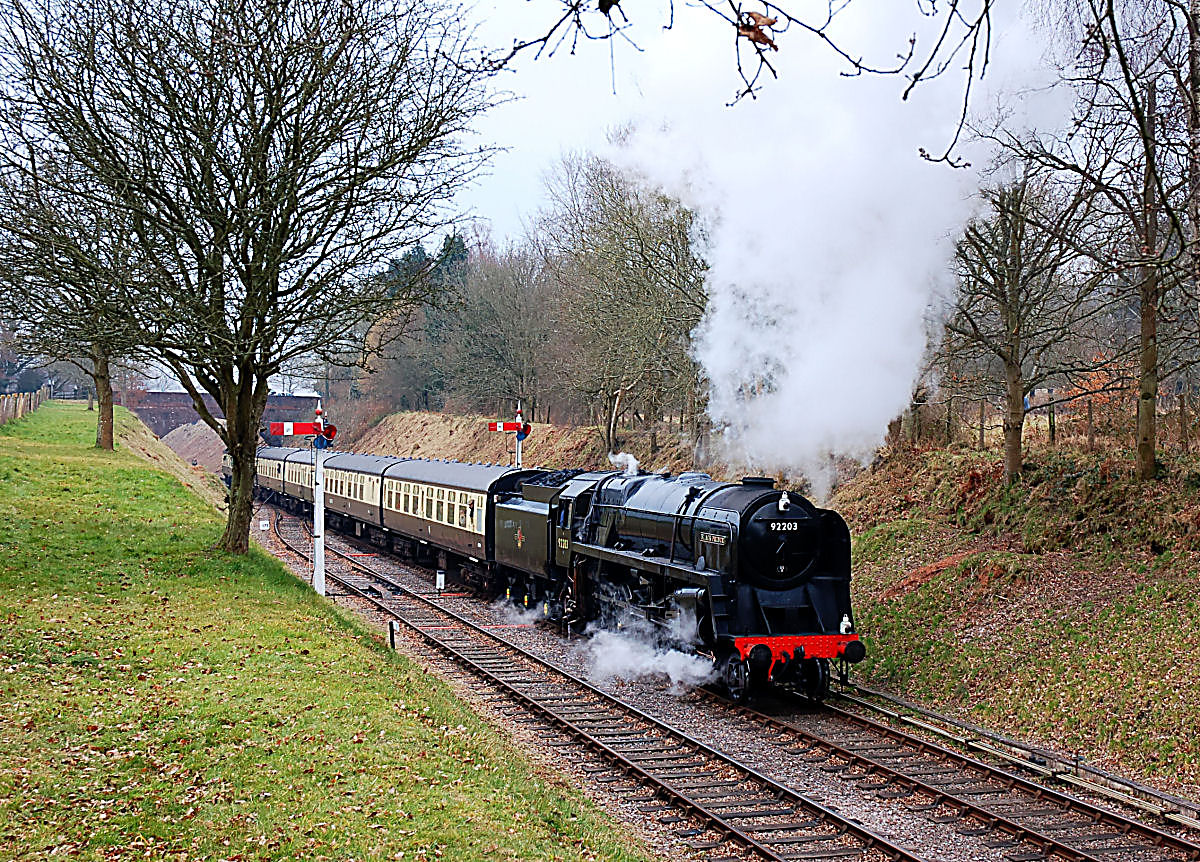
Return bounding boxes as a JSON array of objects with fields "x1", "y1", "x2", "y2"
[
  {"x1": 799, "y1": 658, "x2": 830, "y2": 701},
  {"x1": 720, "y1": 655, "x2": 752, "y2": 703}
]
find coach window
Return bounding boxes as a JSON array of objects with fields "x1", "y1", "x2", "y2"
[
  {"x1": 425, "y1": 490, "x2": 433, "y2": 519},
  {"x1": 402, "y1": 484, "x2": 410, "y2": 512},
  {"x1": 458, "y1": 504, "x2": 467, "y2": 528}
]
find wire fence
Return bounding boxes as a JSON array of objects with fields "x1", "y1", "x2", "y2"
[{"x1": 0, "y1": 387, "x2": 51, "y2": 427}]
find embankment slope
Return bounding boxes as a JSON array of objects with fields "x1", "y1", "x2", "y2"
[
  {"x1": 0, "y1": 402, "x2": 648, "y2": 861},
  {"x1": 348, "y1": 409, "x2": 707, "y2": 474}
]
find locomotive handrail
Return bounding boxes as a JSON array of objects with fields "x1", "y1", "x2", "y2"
[{"x1": 590, "y1": 500, "x2": 735, "y2": 566}]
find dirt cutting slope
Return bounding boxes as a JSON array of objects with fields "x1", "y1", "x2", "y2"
[
  {"x1": 346, "y1": 410, "x2": 711, "y2": 476},
  {"x1": 161, "y1": 419, "x2": 226, "y2": 473}
]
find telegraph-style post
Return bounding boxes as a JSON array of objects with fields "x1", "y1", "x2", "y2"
[{"x1": 514, "y1": 402, "x2": 524, "y2": 468}]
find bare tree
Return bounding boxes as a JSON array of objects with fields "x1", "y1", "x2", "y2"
[
  {"x1": 488, "y1": 1, "x2": 994, "y2": 161},
  {"x1": 990, "y1": 0, "x2": 1193, "y2": 478},
  {"x1": 537, "y1": 153, "x2": 707, "y2": 449},
  {"x1": 946, "y1": 170, "x2": 1112, "y2": 483},
  {"x1": 439, "y1": 245, "x2": 555, "y2": 413},
  {"x1": 0, "y1": 161, "x2": 144, "y2": 449},
  {"x1": 1, "y1": 0, "x2": 493, "y2": 551}
]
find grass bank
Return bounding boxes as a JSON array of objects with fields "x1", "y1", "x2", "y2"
[
  {"x1": 834, "y1": 445, "x2": 1200, "y2": 795},
  {"x1": 0, "y1": 402, "x2": 648, "y2": 861}
]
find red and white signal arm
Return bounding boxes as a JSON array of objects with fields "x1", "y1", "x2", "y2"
[
  {"x1": 488, "y1": 421, "x2": 523, "y2": 431},
  {"x1": 269, "y1": 421, "x2": 322, "y2": 435}
]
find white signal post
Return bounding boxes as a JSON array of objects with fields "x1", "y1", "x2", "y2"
[
  {"x1": 514, "y1": 401, "x2": 523, "y2": 468},
  {"x1": 312, "y1": 404, "x2": 326, "y2": 597}
]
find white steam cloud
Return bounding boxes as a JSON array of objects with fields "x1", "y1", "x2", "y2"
[
  {"x1": 575, "y1": 626, "x2": 716, "y2": 693},
  {"x1": 607, "y1": 451, "x2": 640, "y2": 477},
  {"x1": 491, "y1": 598, "x2": 542, "y2": 626},
  {"x1": 601, "y1": 5, "x2": 1059, "y2": 488}
]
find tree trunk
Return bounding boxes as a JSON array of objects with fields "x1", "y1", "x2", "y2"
[
  {"x1": 1048, "y1": 400, "x2": 1056, "y2": 446},
  {"x1": 1181, "y1": 386, "x2": 1190, "y2": 454},
  {"x1": 218, "y1": 379, "x2": 270, "y2": 554},
  {"x1": 1189, "y1": 0, "x2": 1200, "y2": 369},
  {"x1": 606, "y1": 387, "x2": 624, "y2": 451},
  {"x1": 1003, "y1": 362, "x2": 1024, "y2": 485},
  {"x1": 1136, "y1": 79, "x2": 1159, "y2": 481},
  {"x1": 87, "y1": 388, "x2": 94, "y2": 411},
  {"x1": 1087, "y1": 399, "x2": 1095, "y2": 453},
  {"x1": 945, "y1": 395, "x2": 954, "y2": 444},
  {"x1": 978, "y1": 399, "x2": 986, "y2": 450},
  {"x1": 92, "y1": 351, "x2": 114, "y2": 451}
]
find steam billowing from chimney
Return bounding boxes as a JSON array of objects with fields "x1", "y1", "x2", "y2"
[
  {"x1": 602, "y1": 6, "x2": 1057, "y2": 493},
  {"x1": 608, "y1": 451, "x2": 639, "y2": 477}
]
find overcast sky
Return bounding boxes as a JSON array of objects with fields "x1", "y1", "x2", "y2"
[
  {"x1": 453, "y1": 2, "x2": 1054, "y2": 244},
  {"x1": 455, "y1": 2, "x2": 784, "y2": 243}
]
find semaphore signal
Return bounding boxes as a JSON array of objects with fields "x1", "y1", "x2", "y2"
[
  {"x1": 270, "y1": 402, "x2": 336, "y2": 597},
  {"x1": 487, "y1": 402, "x2": 531, "y2": 467}
]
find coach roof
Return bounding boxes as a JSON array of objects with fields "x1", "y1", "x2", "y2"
[
  {"x1": 323, "y1": 453, "x2": 408, "y2": 475},
  {"x1": 381, "y1": 458, "x2": 529, "y2": 493},
  {"x1": 256, "y1": 446, "x2": 298, "y2": 461}
]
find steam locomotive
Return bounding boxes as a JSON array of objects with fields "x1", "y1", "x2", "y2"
[{"x1": 243, "y1": 448, "x2": 865, "y2": 700}]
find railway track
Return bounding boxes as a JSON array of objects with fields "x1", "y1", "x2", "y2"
[
  {"x1": 831, "y1": 683, "x2": 1200, "y2": 834},
  {"x1": 718, "y1": 696, "x2": 1200, "y2": 862},
  {"x1": 266, "y1": 505, "x2": 1200, "y2": 862},
  {"x1": 271, "y1": 509, "x2": 925, "y2": 862}
]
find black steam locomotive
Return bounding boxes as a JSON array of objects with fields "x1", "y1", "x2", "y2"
[{"x1": 243, "y1": 448, "x2": 865, "y2": 700}]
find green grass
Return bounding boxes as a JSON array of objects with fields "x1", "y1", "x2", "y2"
[{"x1": 0, "y1": 403, "x2": 649, "y2": 861}]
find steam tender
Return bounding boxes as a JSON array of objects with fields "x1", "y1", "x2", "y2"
[{"x1": 248, "y1": 448, "x2": 865, "y2": 701}]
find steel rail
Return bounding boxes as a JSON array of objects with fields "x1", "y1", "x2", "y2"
[
  {"x1": 271, "y1": 509, "x2": 927, "y2": 862},
  {"x1": 709, "y1": 693, "x2": 1200, "y2": 862},
  {"x1": 269, "y1": 502, "x2": 1199, "y2": 861},
  {"x1": 835, "y1": 682, "x2": 1200, "y2": 833}
]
